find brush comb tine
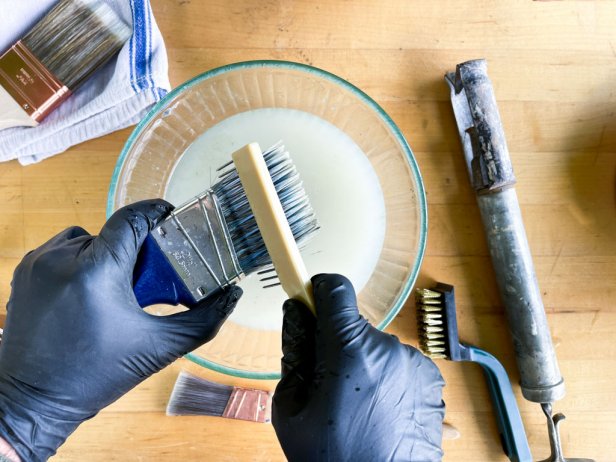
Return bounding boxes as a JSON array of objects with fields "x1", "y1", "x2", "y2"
[
  {"x1": 257, "y1": 265, "x2": 282, "y2": 288},
  {"x1": 213, "y1": 142, "x2": 319, "y2": 277}
]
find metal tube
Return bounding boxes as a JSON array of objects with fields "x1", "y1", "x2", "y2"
[
  {"x1": 477, "y1": 189, "x2": 565, "y2": 403},
  {"x1": 446, "y1": 59, "x2": 565, "y2": 404}
]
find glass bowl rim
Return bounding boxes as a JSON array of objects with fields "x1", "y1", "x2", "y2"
[{"x1": 106, "y1": 59, "x2": 427, "y2": 380}]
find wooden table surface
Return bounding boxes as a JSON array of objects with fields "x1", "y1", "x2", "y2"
[{"x1": 1, "y1": 1, "x2": 615, "y2": 460}]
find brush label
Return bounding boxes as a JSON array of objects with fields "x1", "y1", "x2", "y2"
[
  {"x1": 170, "y1": 249, "x2": 194, "y2": 278},
  {"x1": 0, "y1": 41, "x2": 70, "y2": 122}
]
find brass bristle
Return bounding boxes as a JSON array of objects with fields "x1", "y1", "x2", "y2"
[
  {"x1": 423, "y1": 312, "x2": 442, "y2": 319},
  {"x1": 425, "y1": 348, "x2": 446, "y2": 355},
  {"x1": 420, "y1": 299, "x2": 442, "y2": 305},
  {"x1": 415, "y1": 288, "x2": 441, "y2": 299},
  {"x1": 22, "y1": 0, "x2": 131, "y2": 89},
  {"x1": 418, "y1": 307, "x2": 443, "y2": 322},
  {"x1": 419, "y1": 305, "x2": 442, "y2": 312},
  {"x1": 423, "y1": 339, "x2": 446, "y2": 348},
  {"x1": 423, "y1": 325, "x2": 443, "y2": 333},
  {"x1": 415, "y1": 287, "x2": 449, "y2": 359},
  {"x1": 421, "y1": 346, "x2": 443, "y2": 353},
  {"x1": 426, "y1": 353, "x2": 448, "y2": 360},
  {"x1": 421, "y1": 332, "x2": 444, "y2": 340},
  {"x1": 422, "y1": 317, "x2": 442, "y2": 327}
]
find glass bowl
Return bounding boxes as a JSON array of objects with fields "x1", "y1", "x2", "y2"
[{"x1": 107, "y1": 60, "x2": 426, "y2": 379}]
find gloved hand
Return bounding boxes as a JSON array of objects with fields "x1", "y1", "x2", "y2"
[
  {"x1": 272, "y1": 274, "x2": 445, "y2": 462},
  {"x1": 0, "y1": 200, "x2": 242, "y2": 462}
]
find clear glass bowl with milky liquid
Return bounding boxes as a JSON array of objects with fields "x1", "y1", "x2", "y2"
[{"x1": 107, "y1": 61, "x2": 427, "y2": 379}]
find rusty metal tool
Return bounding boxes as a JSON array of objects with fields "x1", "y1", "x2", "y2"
[{"x1": 445, "y1": 59, "x2": 594, "y2": 462}]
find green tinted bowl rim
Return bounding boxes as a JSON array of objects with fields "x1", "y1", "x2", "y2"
[{"x1": 107, "y1": 60, "x2": 427, "y2": 380}]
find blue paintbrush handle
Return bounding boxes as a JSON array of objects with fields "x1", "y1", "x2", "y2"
[
  {"x1": 466, "y1": 346, "x2": 533, "y2": 462},
  {"x1": 133, "y1": 233, "x2": 198, "y2": 308}
]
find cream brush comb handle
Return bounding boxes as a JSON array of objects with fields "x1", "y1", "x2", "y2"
[{"x1": 232, "y1": 143, "x2": 316, "y2": 315}]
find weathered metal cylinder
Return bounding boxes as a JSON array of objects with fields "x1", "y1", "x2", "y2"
[
  {"x1": 446, "y1": 59, "x2": 565, "y2": 404},
  {"x1": 477, "y1": 189, "x2": 565, "y2": 403}
]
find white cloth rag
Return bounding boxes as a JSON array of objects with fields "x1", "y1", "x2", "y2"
[{"x1": 0, "y1": 0, "x2": 170, "y2": 165}]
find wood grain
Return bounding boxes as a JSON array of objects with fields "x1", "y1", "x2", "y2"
[{"x1": 0, "y1": 0, "x2": 614, "y2": 460}]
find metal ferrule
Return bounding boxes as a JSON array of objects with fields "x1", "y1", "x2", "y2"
[
  {"x1": 222, "y1": 387, "x2": 272, "y2": 423},
  {"x1": 0, "y1": 41, "x2": 71, "y2": 122},
  {"x1": 152, "y1": 190, "x2": 242, "y2": 302}
]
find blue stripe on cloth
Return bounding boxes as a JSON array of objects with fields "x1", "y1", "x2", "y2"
[
  {"x1": 133, "y1": 0, "x2": 148, "y2": 90},
  {"x1": 128, "y1": 0, "x2": 136, "y2": 92},
  {"x1": 146, "y1": 1, "x2": 155, "y2": 91}
]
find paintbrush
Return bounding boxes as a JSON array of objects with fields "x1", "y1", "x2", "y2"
[
  {"x1": 166, "y1": 371, "x2": 272, "y2": 423},
  {"x1": 132, "y1": 142, "x2": 320, "y2": 308},
  {"x1": 0, "y1": 0, "x2": 131, "y2": 130}
]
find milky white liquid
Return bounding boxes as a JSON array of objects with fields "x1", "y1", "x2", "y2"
[{"x1": 166, "y1": 108, "x2": 386, "y2": 331}]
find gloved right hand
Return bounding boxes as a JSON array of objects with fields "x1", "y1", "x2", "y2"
[{"x1": 272, "y1": 274, "x2": 445, "y2": 462}]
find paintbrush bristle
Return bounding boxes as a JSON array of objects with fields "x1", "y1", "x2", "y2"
[
  {"x1": 22, "y1": 0, "x2": 131, "y2": 89},
  {"x1": 415, "y1": 288, "x2": 449, "y2": 359},
  {"x1": 167, "y1": 371, "x2": 233, "y2": 417},
  {"x1": 212, "y1": 142, "x2": 319, "y2": 276}
]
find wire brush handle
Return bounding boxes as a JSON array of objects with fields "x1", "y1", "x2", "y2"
[{"x1": 467, "y1": 346, "x2": 533, "y2": 462}]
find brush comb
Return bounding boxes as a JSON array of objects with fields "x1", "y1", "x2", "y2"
[
  {"x1": 232, "y1": 142, "x2": 316, "y2": 313},
  {"x1": 132, "y1": 142, "x2": 319, "y2": 308}
]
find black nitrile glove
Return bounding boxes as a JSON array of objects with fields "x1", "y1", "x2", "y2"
[
  {"x1": 0, "y1": 200, "x2": 242, "y2": 462},
  {"x1": 272, "y1": 274, "x2": 445, "y2": 462}
]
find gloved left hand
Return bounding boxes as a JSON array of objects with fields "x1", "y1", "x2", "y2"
[
  {"x1": 0, "y1": 199, "x2": 242, "y2": 462},
  {"x1": 272, "y1": 274, "x2": 445, "y2": 461}
]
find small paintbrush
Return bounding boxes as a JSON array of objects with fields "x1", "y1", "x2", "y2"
[
  {"x1": 0, "y1": 0, "x2": 131, "y2": 130},
  {"x1": 166, "y1": 371, "x2": 272, "y2": 423}
]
